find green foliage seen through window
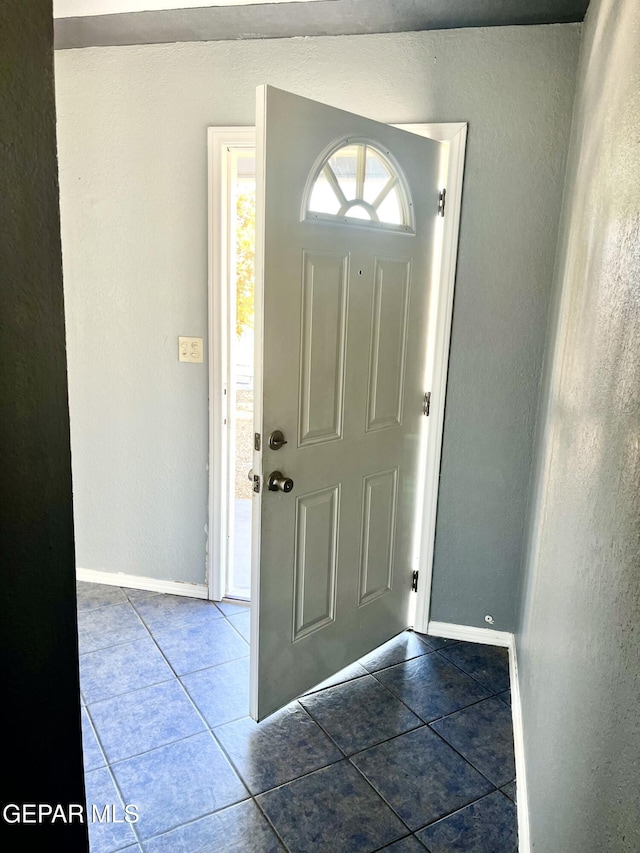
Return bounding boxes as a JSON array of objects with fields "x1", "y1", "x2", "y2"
[{"x1": 235, "y1": 190, "x2": 255, "y2": 339}]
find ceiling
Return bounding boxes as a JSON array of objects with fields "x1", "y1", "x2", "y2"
[{"x1": 54, "y1": 0, "x2": 589, "y2": 50}]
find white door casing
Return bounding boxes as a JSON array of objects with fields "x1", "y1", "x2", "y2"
[
  {"x1": 251, "y1": 86, "x2": 443, "y2": 720},
  {"x1": 207, "y1": 128, "x2": 256, "y2": 602}
]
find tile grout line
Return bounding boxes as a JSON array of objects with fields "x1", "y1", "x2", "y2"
[
  {"x1": 353, "y1": 744, "x2": 504, "y2": 841},
  {"x1": 83, "y1": 588, "x2": 253, "y2": 851},
  {"x1": 225, "y1": 613, "x2": 250, "y2": 644},
  {"x1": 298, "y1": 681, "x2": 424, "y2": 762},
  {"x1": 81, "y1": 706, "x2": 110, "y2": 775},
  {"x1": 137, "y1": 798, "x2": 291, "y2": 853},
  {"x1": 334, "y1": 664, "x2": 515, "y2": 825},
  {"x1": 240, "y1": 649, "x2": 510, "y2": 850},
  {"x1": 344, "y1": 753, "x2": 416, "y2": 837},
  {"x1": 426, "y1": 715, "x2": 515, "y2": 789},
  {"x1": 341, "y1": 716, "x2": 500, "y2": 804},
  {"x1": 92, "y1": 739, "x2": 146, "y2": 849},
  {"x1": 302, "y1": 667, "x2": 370, "y2": 696},
  {"x1": 369, "y1": 672, "x2": 513, "y2": 795},
  {"x1": 422, "y1": 722, "x2": 504, "y2": 793},
  {"x1": 171, "y1": 621, "x2": 505, "y2": 830},
  {"x1": 117, "y1": 597, "x2": 249, "y2": 692},
  {"x1": 371, "y1": 833, "x2": 416, "y2": 852},
  {"x1": 367, "y1": 651, "x2": 513, "y2": 729},
  {"x1": 205, "y1": 725, "x2": 294, "y2": 853},
  {"x1": 407, "y1": 651, "x2": 516, "y2": 790},
  {"x1": 253, "y1": 755, "x2": 414, "y2": 851},
  {"x1": 77, "y1": 598, "x2": 150, "y2": 655},
  {"x1": 294, "y1": 699, "x2": 350, "y2": 758},
  {"x1": 82, "y1": 673, "x2": 177, "y2": 707},
  {"x1": 79, "y1": 595, "x2": 151, "y2": 851},
  {"x1": 131, "y1": 599, "x2": 255, "y2": 786},
  {"x1": 79, "y1": 586, "x2": 515, "y2": 852},
  {"x1": 205, "y1": 701, "x2": 345, "y2": 802},
  {"x1": 366, "y1": 664, "x2": 494, "y2": 730},
  {"x1": 134, "y1": 795, "x2": 253, "y2": 851},
  {"x1": 79, "y1": 617, "x2": 176, "y2": 706},
  {"x1": 76, "y1": 596, "x2": 131, "y2": 614},
  {"x1": 267, "y1": 688, "x2": 419, "y2": 839},
  {"x1": 131, "y1": 598, "x2": 290, "y2": 851},
  {"x1": 92, "y1": 710, "x2": 505, "y2": 843},
  {"x1": 411, "y1": 786, "x2": 518, "y2": 838},
  {"x1": 433, "y1": 645, "x2": 511, "y2": 693},
  {"x1": 250, "y1": 791, "x2": 295, "y2": 853},
  {"x1": 81, "y1": 611, "x2": 155, "y2": 850},
  {"x1": 367, "y1": 643, "x2": 510, "y2": 702}
]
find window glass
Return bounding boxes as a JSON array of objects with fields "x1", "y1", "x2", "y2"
[
  {"x1": 309, "y1": 169, "x2": 341, "y2": 215},
  {"x1": 362, "y1": 147, "x2": 393, "y2": 204},
  {"x1": 345, "y1": 204, "x2": 372, "y2": 220},
  {"x1": 306, "y1": 141, "x2": 411, "y2": 228},
  {"x1": 328, "y1": 144, "x2": 359, "y2": 198},
  {"x1": 376, "y1": 188, "x2": 403, "y2": 225}
]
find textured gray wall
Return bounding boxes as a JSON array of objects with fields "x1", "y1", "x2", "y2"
[
  {"x1": 55, "y1": 26, "x2": 579, "y2": 624},
  {"x1": 517, "y1": 0, "x2": 640, "y2": 849},
  {"x1": 0, "y1": 1, "x2": 87, "y2": 846}
]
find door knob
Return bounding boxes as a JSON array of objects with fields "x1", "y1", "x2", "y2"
[
  {"x1": 267, "y1": 471, "x2": 294, "y2": 493},
  {"x1": 268, "y1": 430, "x2": 288, "y2": 450}
]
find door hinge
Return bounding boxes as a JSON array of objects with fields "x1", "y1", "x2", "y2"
[
  {"x1": 252, "y1": 474, "x2": 261, "y2": 494},
  {"x1": 412, "y1": 570, "x2": 419, "y2": 592},
  {"x1": 254, "y1": 432, "x2": 261, "y2": 452},
  {"x1": 423, "y1": 392, "x2": 431, "y2": 416},
  {"x1": 438, "y1": 188, "x2": 446, "y2": 217}
]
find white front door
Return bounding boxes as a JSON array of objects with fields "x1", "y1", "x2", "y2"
[{"x1": 251, "y1": 86, "x2": 442, "y2": 720}]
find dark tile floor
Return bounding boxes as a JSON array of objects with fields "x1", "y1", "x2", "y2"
[{"x1": 77, "y1": 582, "x2": 517, "y2": 852}]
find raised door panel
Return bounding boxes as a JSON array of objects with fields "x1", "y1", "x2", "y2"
[
  {"x1": 366, "y1": 257, "x2": 411, "y2": 432},
  {"x1": 298, "y1": 251, "x2": 349, "y2": 447},
  {"x1": 358, "y1": 468, "x2": 399, "y2": 607},
  {"x1": 292, "y1": 485, "x2": 340, "y2": 641}
]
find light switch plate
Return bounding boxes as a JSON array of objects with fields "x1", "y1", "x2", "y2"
[{"x1": 178, "y1": 336, "x2": 203, "y2": 363}]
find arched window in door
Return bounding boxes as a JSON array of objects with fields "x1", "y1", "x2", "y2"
[{"x1": 304, "y1": 139, "x2": 414, "y2": 232}]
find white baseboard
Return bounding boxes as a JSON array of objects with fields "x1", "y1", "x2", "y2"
[
  {"x1": 427, "y1": 620, "x2": 512, "y2": 647},
  {"x1": 427, "y1": 621, "x2": 530, "y2": 852},
  {"x1": 76, "y1": 567, "x2": 209, "y2": 599},
  {"x1": 507, "y1": 634, "x2": 530, "y2": 853}
]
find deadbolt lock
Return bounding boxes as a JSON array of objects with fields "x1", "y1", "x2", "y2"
[
  {"x1": 268, "y1": 429, "x2": 288, "y2": 451},
  {"x1": 267, "y1": 471, "x2": 294, "y2": 493}
]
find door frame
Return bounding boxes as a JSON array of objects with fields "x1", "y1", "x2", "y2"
[
  {"x1": 207, "y1": 127, "x2": 256, "y2": 602},
  {"x1": 207, "y1": 120, "x2": 466, "y2": 632}
]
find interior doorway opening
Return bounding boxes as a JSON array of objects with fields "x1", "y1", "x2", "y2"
[
  {"x1": 226, "y1": 149, "x2": 256, "y2": 600},
  {"x1": 208, "y1": 128, "x2": 258, "y2": 604}
]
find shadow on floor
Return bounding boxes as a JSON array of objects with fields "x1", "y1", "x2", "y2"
[{"x1": 77, "y1": 581, "x2": 517, "y2": 852}]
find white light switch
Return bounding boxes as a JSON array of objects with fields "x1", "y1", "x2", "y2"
[{"x1": 178, "y1": 336, "x2": 203, "y2": 363}]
